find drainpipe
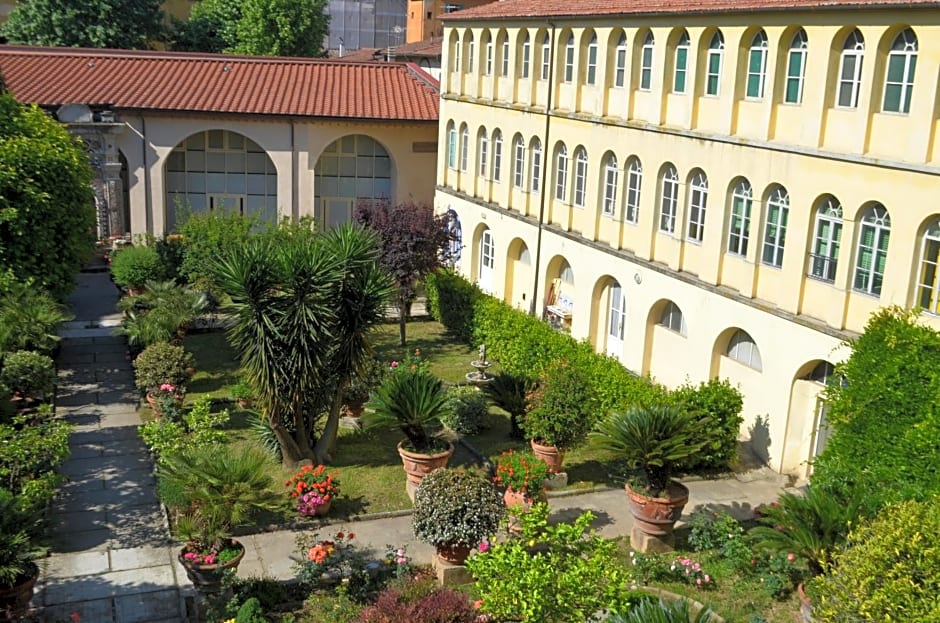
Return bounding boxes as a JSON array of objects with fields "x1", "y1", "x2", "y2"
[{"x1": 529, "y1": 21, "x2": 556, "y2": 317}]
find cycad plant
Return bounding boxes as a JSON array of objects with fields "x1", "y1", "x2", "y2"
[
  {"x1": 482, "y1": 372, "x2": 533, "y2": 439},
  {"x1": 749, "y1": 486, "x2": 859, "y2": 577},
  {"x1": 590, "y1": 405, "x2": 710, "y2": 497},
  {"x1": 608, "y1": 597, "x2": 714, "y2": 623},
  {"x1": 365, "y1": 367, "x2": 449, "y2": 453},
  {"x1": 157, "y1": 446, "x2": 279, "y2": 554}
]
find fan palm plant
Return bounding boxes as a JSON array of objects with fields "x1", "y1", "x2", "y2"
[
  {"x1": 365, "y1": 367, "x2": 449, "y2": 453},
  {"x1": 590, "y1": 405, "x2": 710, "y2": 497},
  {"x1": 749, "y1": 486, "x2": 860, "y2": 577},
  {"x1": 608, "y1": 597, "x2": 714, "y2": 623},
  {"x1": 482, "y1": 372, "x2": 533, "y2": 439}
]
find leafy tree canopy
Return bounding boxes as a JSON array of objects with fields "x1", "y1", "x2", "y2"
[
  {"x1": 0, "y1": 93, "x2": 96, "y2": 298},
  {"x1": 170, "y1": 0, "x2": 329, "y2": 57},
  {"x1": 1, "y1": 0, "x2": 165, "y2": 49}
]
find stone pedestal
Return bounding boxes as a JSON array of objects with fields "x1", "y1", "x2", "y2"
[
  {"x1": 630, "y1": 526, "x2": 675, "y2": 553},
  {"x1": 406, "y1": 480, "x2": 418, "y2": 503},
  {"x1": 431, "y1": 553, "x2": 473, "y2": 586}
]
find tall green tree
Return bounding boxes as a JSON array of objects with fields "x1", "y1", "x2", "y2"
[
  {"x1": 233, "y1": 0, "x2": 330, "y2": 57},
  {"x1": 213, "y1": 223, "x2": 391, "y2": 466},
  {"x1": 0, "y1": 93, "x2": 95, "y2": 299},
  {"x1": 168, "y1": 0, "x2": 242, "y2": 53},
  {"x1": 1, "y1": 0, "x2": 165, "y2": 49}
]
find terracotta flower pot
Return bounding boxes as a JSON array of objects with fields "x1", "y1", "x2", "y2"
[
  {"x1": 0, "y1": 563, "x2": 38, "y2": 620},
  {"x1": 435, "y1": 543, "x2": 472, "y2": 565},
  {"x1": 503, "y1": 487, "x2": 546, "y2": 533},
  {"x1": 178, "y1": 540, "x2": 245, "y2": 593},
  {"x1": 397, "y1": 440, "x2": 454, "y2": 487},
  {"x1": 625, "y1": 480, "x2": 689, "y2": 537},
  {"x1": 530, "y1": 440, "x2": 565, "y2": 473},
  {"x1": 313, "y1": 498, "x2": 332, "y2": 517}
]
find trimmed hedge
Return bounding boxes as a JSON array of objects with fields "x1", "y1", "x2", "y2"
[{"x1": 426, "y1": 270, "x2": 743, "y2": 471}]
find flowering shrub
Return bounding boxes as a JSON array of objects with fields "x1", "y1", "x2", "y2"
[
  {"x1": 629, "y1": 552, "x2": 715, "y2": 590},
  {"x1": 667, "y1": 555, "x2": 714, "y2": 589},
  {"x1": 492, "y1": 450, "x2": 550, "y2": 497},
  {"x1": 285, "y1": 464, "x2": 339, "y2": 516},
  {"x1": 390, "y1": 348, "x2": 430, "y2": 374},
  {"x1": 151, "y1": 383, "x2": 184, "y2": 419},
  {"x1": 359, "y1": 571, "x2": 478, "y2": 623},
  {"x1": 383, "y1": 544, "x2": 412, "y2": 580},
  {"x1": 181, "y1": 543, "x2": 241, "y2": 567}
]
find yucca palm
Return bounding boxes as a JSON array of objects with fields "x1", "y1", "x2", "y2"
[
  {"x1": 365, "y1": 367, "x2": 449, "y2": 452},
  {"x1": 749, "y1": 486, "x2": 859, "y2": 576},
  {"x1": 590, "y1": 405, "x2": 710, "y2": 497},
  {"x1": 608, "y1": 597, "x2": 714, "y2": 623},
  {"x1": 157, "y1": 446, "x2": 278, "y2": 552},
  {"x1": 482, "y1": 372, "x2": 533, "y2": 439}
]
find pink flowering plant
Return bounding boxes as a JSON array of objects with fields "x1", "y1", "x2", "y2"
[
  {"x1": 667, "y1": 555, "x2": 714, "y2": 589},
  {"x1": 628, "y1": 551, "x2": 715, "y2": 590}
]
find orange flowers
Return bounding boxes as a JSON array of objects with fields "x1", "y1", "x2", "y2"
[
  {"x1": 307, "y1": 540, "x2": 335, "y2": 564},
  {"x1": 285, "y1": 464, "x2": 340, "y2": 501}
]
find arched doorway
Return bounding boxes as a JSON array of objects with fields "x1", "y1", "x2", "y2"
[
  {"x1": 164, "y1": 129, "x2": 278, "y2": 231},
  {"x1": 314, "y1": 134, "x2": 393, "y2": 227},
  {"x1": 785, "y1": 359, "x2": 837, "y2": 476},
  {"x1": 591, "y1": 276, "x2": 625, "y2": 360},
  {"x1": 478, "y1": 228, "x2": 495, "y2": 294},
  {"x1": 504, "y1": 238, "x2": 531, "y2": 311}
]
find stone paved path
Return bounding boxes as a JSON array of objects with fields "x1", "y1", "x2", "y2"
[{"x1": 37, "y1": 269, "x2": 187, "y2": 623}]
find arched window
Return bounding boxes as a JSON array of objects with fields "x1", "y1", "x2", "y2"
[
  {"x1": 586, "y1": 34, "x2": 598, "y2": 85},
  {"x1": 883, "y1": 28, "x2": 918, "y2": 113},
  {"x1": 452, "y1": 36, "x2": 461, "y2": 73},
  {"x1": 459, "y1": 124, "x2": 469, "y2": 172},
  {"x1": 166, "y1": 130, "x2": 278, "y2": 230},
  {"x1": 686, "y1": 171, "x2": 708, "y2": 242},
  {"x1": 555, "y1": 144, "x2": 569, "y2": 202},
  {"x1": 530, "y1": 138, "x2": 542, "y2": 192},
  {"x1": 614, "y1": 33, "x2": 628, "y2": 88},
  {"x1": 746, "y1": 30, "x2": 769, "y2": 99},
  {"x1": 728, "y1": 179, "x2": 753, "y2": 256},
  {"x1": 727, "y1": 330, "x2": 762, "y2": 371},
  {"x1": 466, "y1": 33, "x2": 475, "y2": 73},
  {"x1": 478, "y1": 129, "x2": 489, "y2": 178},
  {"x1": 837, "y1": 30, "x2": 865, "y2": 108},
  {"x1": 313, "y1": 134, "x2": 392, "y2": 228},
  {"x1": 674, "y1": 31, "x2": 690, "y2": 93},
  {"x1": 564, "y1": 34, "x2": 575, "y2": 82},
  {"x1": 785, "y1": 29, "x2": 808, "y2": 104},
  {"x1": 809, "y1": 196, "x2": 843, "y2": 282},
  {"x1": 853, "y1": 204, "x2": 891, "y2": 296},
  {"x1": 625, "y1": 158, "x2": 642, "y2": 223},
  {"x1": 603, "y1": 154, "x2": 619, "y2": 217},
  {"x1": 659, "y1": 301, "x2": 687, "y2": 336},
  {"x1": 521, "y1": 33, "x2": 531, "y2": 79},
  {"x1": 492, "y1": 130, "x2": 503, "y2": 182},
  {"x1": 501, "y1": 34, "x2": 509, "y2": 76},
  {"x1": 573, "y1": 148, "x2": 588, "y2": 208},
  {"x1": 659, "y1": 165, "x2": 679, "y2": 234},
  {"x1": 447, "y1": 122, "x2": 457, "y2": 170},
  {"x1": 513, "y1": 135, "x2": 525, "y2": 188},
  {"x1": 706, "y1": 31, "x2": 724, "y2": 96},
  {"x1": 640, "y1": 32, "x2": 655, "y2": 90},
  {"x1": 918, "y1": 219, "x2": 940, "y2": 314},
  {"x1": 484, "y1": 34, "x2": 493, "y2": 75},
  {"x1": 541, "y1": 33, "x2": 551, "y2": 80},
  {"x1": 762, "y1": 186, "x2": 790, "y2": 268}
]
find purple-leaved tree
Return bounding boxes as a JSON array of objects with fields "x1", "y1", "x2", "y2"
[{"x1": 355, "y1": 200, "x2": 454, "y2": 345}]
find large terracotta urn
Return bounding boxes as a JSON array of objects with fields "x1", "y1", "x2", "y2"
[
  {"x1": 625, "y1": 480, "x2": 689, "y2": 537},
  {"x1": 397, "y1": 440, "x2": 454, "y2": 487},
  {"x1": 530, "y1": 440, "x2": 564, "y2": 473}
]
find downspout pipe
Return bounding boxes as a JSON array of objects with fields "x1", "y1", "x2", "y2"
[{"x1": 529, "y1": 21, "x2": 556, "y2": 317}]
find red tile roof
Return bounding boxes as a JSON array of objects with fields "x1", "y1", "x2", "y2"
[
  {"x1": 0, "y1": 46, "x2": 439, "y2": 121},
  {"x1": 445, "y1": 0, "x2": 940, "y2": 20},
  {"x1": 333, "y1": 38, "x2": 444, "y2": 63}
]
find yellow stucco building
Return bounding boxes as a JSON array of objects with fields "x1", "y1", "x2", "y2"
[{"x1": 435, "y1": 0, "x2": 940, "y2": 476}]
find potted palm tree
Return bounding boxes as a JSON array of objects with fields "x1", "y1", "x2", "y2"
[
  {"x1": 521, "y1": 360, "x2": 598, "y2": 473},
  {"x1": 365, "y1": 366, "x2": 453, "y2": 495},
  {"x1": 590, "y1": 405, "x2": 710, "y2": 550},
  {"x1": 482, "y1": 371, "x2": 533, "y2": 440},
  {"x1": 413, "y1": 468, "x2": 505, "y2": 566},
  {"x1": 157, "y1": 446, "x2": 279, "y2": 593},
  {"x1": 0, "y1": 492, "x2": 40, "y2": 619}
]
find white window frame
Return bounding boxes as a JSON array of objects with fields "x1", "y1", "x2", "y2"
[
  {"x1": 625, "y1": 158, "x2": 642, "y2": 224},
  {"x1": 485, "y1": 40, "x2": 493, "y2": 75},
  {"x1": 573, "y1": 148, "x2": 588, "y2": 208},
  {"x1": 640, "y1": 32, "x2": 655, "y2": 91},
  {"x1": 521, "y1": 34, "x2": 531, "y2": 79},
  {"x1": 746, "y1": 30, "x2": 769, "y2": 99},
  {"x1": 513, "y1": 135, "x2": 525, "y2": 189},
  {"x1": 467, "y1": 37, "x2": 475, "y2": 73},
  {"x1": 603, "y1": 154, "x2": 619, "y2": 217},
  {"x1": 501, "y1": 38, "x2": 509, "y2": 76},
  {"x1": 917, "y1": 219, "x2": 940, "y2": 314},
  {"x1": 478, "y1": 131, "x2": 489, "y2": 178},
  {"x1": 761, "y1": 187, "x2": 789, "y2": 268},
  {"x1": 727, "y1": 180, "x2": 753, "y2": 257},
  {"x1": 615, "y1": 34, "x2": 627, "y2": 88},
  {"x1": 459, "y1": 125, "x2": 469, "y2": 172},
  {"x1": 659, "y1": 301, "x2": 687, "y2": 336},
  {"x1": 809, "y1": 198, "x2": 843, "y2": 282},
  {"x1": 447, "y1": 126, "x2": 457, "y2": 170},
  {"x1": 837, "y1": 30, "x2": 865, "y2": 108},
  {"x1": 727, "y1": 330, "x2": 762, "y2": 371},
  {"x1": 492, "y1": 130, "x2": 503, "y2": 182},
  {"x1": 586, "y1": 34, "x2": 598, "y2": 85},
  {"x1": 674, "y1": 31, "x2": 690, "y2": 94},
  {"x1": 706, "y1": 32, "x2": 724, "y2": 96},
  {"x1": 853, "y1": 204, "x2": 891, "y2": 296},
  {"x1": 785, "y1": 29, "x2": 808, "y2": 104},
  {"x1": 686, "y1": 171, "x2": 708, "y2": 242},
  {"x1": 453, "y1": 38, "x2": 461, "y2": 73},
  {"x1": 883, "y1": 28, "x2": 917, "y2": 114},
  {"x1": 564, "y1": 34, "x2": 575, "y2": 83},
  {"x1": 541, "y1": 34, "x2": 551, "y2": 80},
  {"x1": 555, "y1": 144, "x2": 569, "y2": 202},
  {"x1": 530, "y1": 139, "x2": 542, "y2": 193},
  {"x1": 659, "y1": 166, "x2": 679, "y2": 234}
]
